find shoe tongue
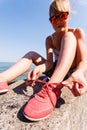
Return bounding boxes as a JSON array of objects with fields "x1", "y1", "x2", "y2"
[
  {"x1": 48, "y1": 87, "x2": 61, "y2": 107},
  {"x1": 35, "y1": 82, "x2": 62, "y2": 107},
  {"x1": 44, "y1": 84, "x2": 61, "y2": 106},
  {"x1": 48, "y1": 82, "x2": 62, "y2": 89}
]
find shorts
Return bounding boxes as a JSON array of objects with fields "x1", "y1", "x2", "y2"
[
  {"x1": 43, "y1": 61, "x2": 57, "y2": 77},
  {"x1": 43, "y1": 60, "x2": 75, "y2": 80}
]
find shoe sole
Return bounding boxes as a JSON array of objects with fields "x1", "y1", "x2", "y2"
[
  {"x1": 23, "y1": 112, "x2": 51, "y2": 121},
  {"x1": 0, "y1": 89, "x2": 8, "y2": 94}
]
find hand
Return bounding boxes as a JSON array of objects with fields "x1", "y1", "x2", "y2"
[
  {"x1": 26, "y1": 66, "x2": 42, "y2": 86},
  {"x1": 62, "y1": 70, "x2": 87, "y2": 96},
  {"x1": 67, "y1": 82, "x2": 87, "y2": 96},
  {"x1": 26, "y1": 79, "x2": 35, "y2": 87}
]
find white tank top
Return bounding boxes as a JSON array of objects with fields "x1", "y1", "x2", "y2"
[{"x1": 51, "y1": 35, "x2": 59, "y2": 61}]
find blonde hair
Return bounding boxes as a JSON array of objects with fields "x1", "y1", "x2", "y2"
[{"x1": 49, "y1": 0, "x2": 71, "y2": 16}]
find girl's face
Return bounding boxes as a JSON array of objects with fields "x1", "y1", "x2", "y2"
[{"x1": 49, "y1": 11, "x2": 69, "y2": 32}]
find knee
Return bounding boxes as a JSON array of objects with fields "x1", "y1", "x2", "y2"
[
  {"x1": 23, "y1": 51, "x2": 35, "y2": 59},
  {"x1": 64, "y1": 32, "x2": 76, "y2": 40},
  {"x1": 63, "y1": 32, "x2": 77, "y2": 46}
]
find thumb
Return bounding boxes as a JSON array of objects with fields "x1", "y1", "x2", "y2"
[
  {"x1": 62, "y1": 77, "x2": 74, "y2": 90},
  {"x1": 62, "y1": 77, "x2": 73, "y2": 85},
  {"x1": 32, "y1": 71, "x2": 40, "y2": 80}
]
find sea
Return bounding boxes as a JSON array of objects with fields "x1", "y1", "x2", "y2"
[{"x1": 0, "y1": 62, "x2": 35, "y2": 81}]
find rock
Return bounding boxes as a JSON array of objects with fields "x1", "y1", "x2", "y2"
[{"x1": 0, "y1": 80, "x2": 87, "y2": 130}]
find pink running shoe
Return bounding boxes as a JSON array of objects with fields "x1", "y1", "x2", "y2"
[
  {"x1": 0, "y1": 82, "x2": 9, "y2": 94},
  {"x1": 23, "y1": 83, "x2": 62, "y2": 121}
]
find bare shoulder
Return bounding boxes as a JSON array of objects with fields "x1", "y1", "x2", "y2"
[
  {"x1": 45, "y1": 35, "x2": 53, "y2": 47},
  {"x1": 46, "y1": 35, "x2": 52, "y2": 42},
  {"x1": 74, "y1": 28, "x2": 85, "y2": 38}
]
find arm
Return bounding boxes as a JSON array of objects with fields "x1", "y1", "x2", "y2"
[
  {"x1": 30, "y1": 35, "x2": 54, "y2": 76},
  {"x1": 44, "y1": 36, "x2": 54, "y2": 72},
  {"x1": 62, "y1": 28, "x2": 87, "y2": 96},
  {"x1": 75, "y1": 28, "x2": 87, "y2": 72},
  {"x1": 26, "y1": 36, "x2": 54, "y2": 85}
]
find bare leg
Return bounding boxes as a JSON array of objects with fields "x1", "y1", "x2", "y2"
[
  {"x1": 48, "y1": 32, "x2": 77, "y2": 83},
  {"x1": 0, "y1": 51, "x2": 45, "y2": 82}
]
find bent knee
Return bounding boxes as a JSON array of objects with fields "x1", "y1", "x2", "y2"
[
  {"x1": 23, "y1": 51, "x2": 37, "y2": 59},
  {"x1": 63, "y1": 32, "x2": 77, "y2": 45},
  {"x1": 64, "y1": 32, "x2": 76, "y2": 40}
]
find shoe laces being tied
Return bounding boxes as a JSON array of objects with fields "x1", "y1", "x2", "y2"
[{"x1": 35, "y1": 79, "x2": 63, "y2": 107}]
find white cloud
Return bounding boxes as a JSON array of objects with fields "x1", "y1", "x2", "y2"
[
  {"x1": 70, "y1": 0, "x2": 87, "y2": 7},
  {"x1": 79, "y1": 0, "x2": 87, "y2": 6}
]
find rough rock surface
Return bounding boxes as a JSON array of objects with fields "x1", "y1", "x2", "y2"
[{"x1": 0, "y1": 80, "x2": 87, "y2": 130}]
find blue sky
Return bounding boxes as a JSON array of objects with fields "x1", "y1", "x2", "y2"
[{"x1": 0, "y1": 0, "x2": 87, "y2": 62}]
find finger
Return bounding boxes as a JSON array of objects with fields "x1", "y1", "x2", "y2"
[
  {"x1": 73, "y1": 83, "x2": 80, "y2": 96},
  {"x1": 74, "y1": 82, "x2": 87, "y2": 96},
  {"x1": 73, "y1": 83, "x2": 87, "y2": 96},
  {"x1": 62, "y1": 77, "x2": 74, "y2": 86},
  {"x1": 66, "y1": 82, "x2": 79, "y2": 96},
  {"x1": 31, "y1": 70, "x2": 39, "y2": 80},
  {"x1": 62, "y1": 80, "x2": 74, "y2": 91},
  {"x1": 65, "y1": 84, "x2": 73, "y2": 91},
  {"x1": 77, "y1": 84, "x2": 87, "y2": 95},
  {"x1": 28, "y1": 71, "x2": 37, "y2": 81},
  {"x1": 27, "y1": 71, "x2": 33, "y2": 80},
  {"x1": 31, "y1": 71, "x2": 36, "y2": 80},
  {"x1": 26, "y1": 80, "x2": 35, "y2": 87}
]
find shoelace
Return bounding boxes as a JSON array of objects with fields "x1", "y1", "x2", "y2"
[
  {"x1": 36, "y1": 79, "x2": 63, "y2": 107},
  {"x1": 24, "y1": 79, "x2": 63, "y2": 105},
  {"x1": 36, "y1": 79, "x2": 63, "y2": 89}
]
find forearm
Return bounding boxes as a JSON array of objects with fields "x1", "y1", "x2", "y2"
[
  {"x1": 76, "y1": 59, "x2": 87, "y2": 73},
  {"x1": 27, "y1": 60, "x2": 52, "y2": 81}
]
